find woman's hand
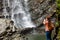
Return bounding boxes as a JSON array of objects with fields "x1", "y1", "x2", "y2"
[{"x1": 43, "y1": 19, "x2": 46, "y2": 24}]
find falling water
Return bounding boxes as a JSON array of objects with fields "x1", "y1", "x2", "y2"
[{"x1": 3, "y1": 0, "x2": 36, "y2": 29}]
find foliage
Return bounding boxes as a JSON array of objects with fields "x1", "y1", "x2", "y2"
[
  {"x1": 56, "y1": 0, "x2": 60, "y2": 39},
  {"x1": 56, "y1": 0, "x2": 60, "y2": 26}
]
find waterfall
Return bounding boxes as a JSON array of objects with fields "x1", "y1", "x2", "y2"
[{"x1": 3, "y1": 0, "x2": 36, "y2": 29}]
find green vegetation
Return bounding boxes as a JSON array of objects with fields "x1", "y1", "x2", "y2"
[
  {"x1": 56, "y1": 0, "x2": 60, "y2": 26},
  {"x1": 57, "y1": 0, "x2": 60, "y2": 16},
  {"x1": 56, "y1": 0, "x2": 60, "y2": 39},
  {"x1": 56, "y1": 0, "x2": 60, "y2": 27}
]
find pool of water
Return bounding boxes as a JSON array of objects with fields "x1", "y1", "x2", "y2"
[
  {"x1": 25, "y1": 33, "x2": 46, "y2": 40},
  {"x1": 24, "y1": 31, "x2": 54, "y2": 40}
]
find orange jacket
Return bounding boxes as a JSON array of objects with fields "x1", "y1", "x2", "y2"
[{"x1": 43, "y1": 19, "x2": 54, "y2": 31}]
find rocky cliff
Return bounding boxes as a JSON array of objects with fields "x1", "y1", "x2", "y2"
[
  {"x1": 0, "y1": 0, "x2": 56, "y2": 40},
  {"x1": 0, "y1": 0, "x2": 56, "y2": 27},
  {"x1": 28, "y1": 0, "x2": 56, "y2": 26}
]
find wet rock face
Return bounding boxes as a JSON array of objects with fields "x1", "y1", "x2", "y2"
[
  {"x1": 0, "y1": 19, "x2": 22, "y2": 40},
  {"x1": 0, "y1": 19, "x2": 9, "y2": 34},
  {"x1": 0, "y1": 0, "x2": 3, "y2": 15},
  {"x1": 0, "y1": 19, "x2": 33, "y2": 40},
  {"x1": 0, "y1": 0, "x2": 56, "y2": 27},
  {"x1": 0, "y1": 0, "x2": 56, "y2": 40},
  {"x1": 27, "y1": 0, "x2": 56, "y2": 26}
]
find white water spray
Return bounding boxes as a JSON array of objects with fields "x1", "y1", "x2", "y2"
[{"x1": 3, "y1": 0, "x2": 36, "y2": 29}]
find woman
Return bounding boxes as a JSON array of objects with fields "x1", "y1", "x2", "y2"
[{"x1": 43, "y1": 16, "x2": 54, "y2": 40}]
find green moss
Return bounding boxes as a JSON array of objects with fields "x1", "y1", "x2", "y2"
[{"x1": 56, "y1": 0, "x2": 60, "y2": 40}]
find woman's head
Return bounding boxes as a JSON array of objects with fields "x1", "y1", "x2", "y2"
[
  {"x1": 46, "y1": 15, "x2": 51, "y2": 19},
  {"x1": 46, "y1": 15, "x2": 51, "y2": 22}
]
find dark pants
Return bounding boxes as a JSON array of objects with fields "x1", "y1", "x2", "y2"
[{"x1": 46, "y1": 31, "x2": 52, "y2": 40}]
